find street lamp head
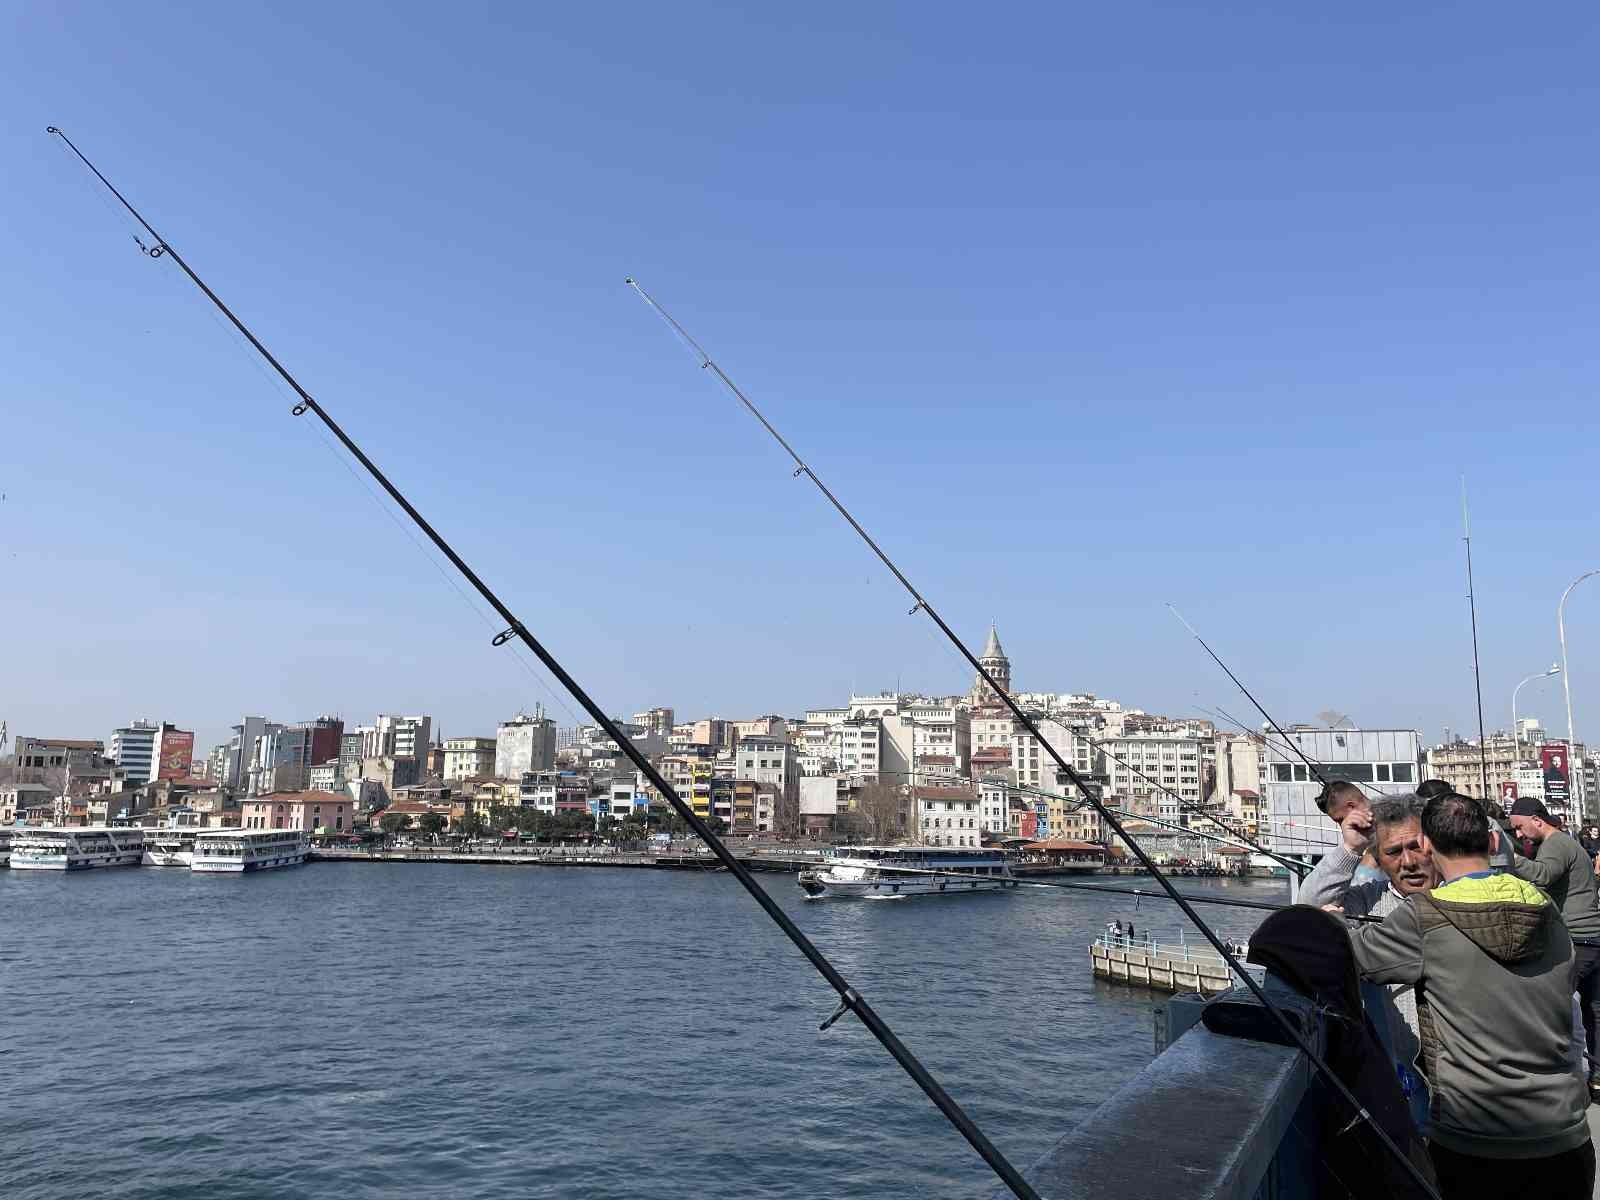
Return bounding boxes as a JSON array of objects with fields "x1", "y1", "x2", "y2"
[{"x1": 1547, "y1": 664, "x2": 1562, "y2": 676}]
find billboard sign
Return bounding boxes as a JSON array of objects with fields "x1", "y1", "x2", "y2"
[
  {"x1": 157, "y1": 728, "x2": 195, "y2": 781},
  {"x1": 1500, "y1": 780, "x2": 1518, "y2": 804},
  {"x1": 1541, "y1": 744, "x2": 1571, "y2": 810}
]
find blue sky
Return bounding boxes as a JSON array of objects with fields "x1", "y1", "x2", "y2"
[{"x1": 3, "y1": 3, "x2": 1598, "y2": 755}]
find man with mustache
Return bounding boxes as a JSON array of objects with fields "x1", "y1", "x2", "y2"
[{"x1": 1301, "y1": 793, "x2": 1439, "y2": 1119}]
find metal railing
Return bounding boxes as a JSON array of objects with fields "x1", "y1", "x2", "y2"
[{"x1": 1094, "y1": 931, "x2": 1238, "y2": 966}]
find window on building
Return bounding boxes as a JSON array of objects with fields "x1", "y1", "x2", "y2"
[
  {"x1": 1272, "y1": 764, "x2": 1293, "y2": 782},
  {"x1": 1375, "y1": 763, "x2": 1392, "y2": 782},
  {"x1": 1392, "y1": 763, "x2": 1415, "y2": 783},
  {"x1": 1321, "y1": 763, "x2": 1374, "y2": 783},
  {"x1": 1292, "y1": 765, "x2": 1309, "y2": 782}
]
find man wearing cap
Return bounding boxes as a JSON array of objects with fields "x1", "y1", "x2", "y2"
[{"x1": 1510, "y1": 795, "x2": 1600, "y2": 1098}]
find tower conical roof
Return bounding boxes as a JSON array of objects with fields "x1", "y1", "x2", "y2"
[{"x1": 981, "y1": 623, "x2": 1005, "y2": 660}]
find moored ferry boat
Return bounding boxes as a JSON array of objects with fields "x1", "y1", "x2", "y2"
[
  {"x1": 191, "y1": 829, "x2": 309, "y2": 873},
  {"x1": 797, "y1": 845, "x2": 1017, "y2": 900},
  {"x1": 143, "y1": 809, "x2": 206, "y2": 867},
  {"x1": 9, "y1": 826, "x2": 145, "y2": 871},
  {"x1": 143, "y1": 828, "x2": 202, "y2": 867}
]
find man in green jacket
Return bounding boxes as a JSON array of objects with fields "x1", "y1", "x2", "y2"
[
  {"x1": 1509, "y1": 796, "x2": 1600, "y2": 1095},
  {"x1": 1350, "y1": 792, "x2": 1592, "y2": 1197}
]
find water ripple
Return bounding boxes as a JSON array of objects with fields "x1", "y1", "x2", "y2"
[{"x1": 0, "y1": 864, "x2": 1280, "y2": 1198}]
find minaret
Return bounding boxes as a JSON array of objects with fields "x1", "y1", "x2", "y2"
[{"x1": 973, "y1": 623, "x2": 1011, "y2": 706}]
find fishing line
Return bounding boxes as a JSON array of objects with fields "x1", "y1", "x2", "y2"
[
  {"x1": 1203, "y1": 704, "x2": 1386, "y2": 799},
  {"x1": 807, "y1": 860, "x2": 1383, "y2": 922},
  {"x1": 44, "y1": 128, "x2": 1041, "y2": 1200},
  {"x1": 626, "y1": 277, "x2": 1441, "y2": 1200},
  {"x1": 1460, "y1": 479, "x2": 1492, "y2": 801},
  {"x1": 981, "y1": 775, "x2": 1295, "y2": 869},
  {"x1": 838, "y1": 517, "x2": 1299, "y2": 871},
  {"x1": 1167, "y1": 605, "x2": 1339, "y2": 795},
  {"x1": 1078, "y1": 735, "x2": 1305, "y2": 872}
]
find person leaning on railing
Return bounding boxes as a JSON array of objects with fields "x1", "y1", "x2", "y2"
[{"x1": 1349, "y1": 793, "x2": 1593, "y2": 1199}]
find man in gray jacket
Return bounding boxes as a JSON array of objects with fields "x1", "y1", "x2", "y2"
[
  {"x1": 1509, "y1": 795, "x2": 1600, "y2": 1094},
  {"x1": 1351, "y1": 793, "x2": 1592, "y2": 1196},
  {"x1": 1301, "y1": 793, "x2": 1437, "y2": 1118}
]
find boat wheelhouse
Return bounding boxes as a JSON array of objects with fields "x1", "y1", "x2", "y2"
[
  {"x1": 797, "y1": 845, "x2": 1016, "y2": 900},
  {"x1": 191, "y1": 829, "x2": 309, "y2": 873},
  {"x1": 9, "y1": 826, "x2": 145, "y2": 871}
]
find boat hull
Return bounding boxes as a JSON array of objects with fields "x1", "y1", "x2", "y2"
[
  {"x1": 10, "y1": 851, "x2": 143, "y2": 871},
  {"x1": 801, "y1": 874, "x2": 1018, "y2": 899},
  {"x1": 191, "y1": 851, "x2": 308, "y2": 874},
  {"x1": 143, "y1": 850, "x2": 194, "y2": 867}
]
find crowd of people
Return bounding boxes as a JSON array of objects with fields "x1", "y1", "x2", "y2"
[{"x1": 1294, "y1": 777, "x2": 1600, "y2": 1198}]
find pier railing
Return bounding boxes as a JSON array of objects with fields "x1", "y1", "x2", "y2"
[{"x1": 985, "y1": 979, "x2": 1320, "y2": 1200}]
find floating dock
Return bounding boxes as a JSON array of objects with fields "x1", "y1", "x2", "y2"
[{"x1": 1089, "y1": 933, "x2": 1235, "y2": 995}]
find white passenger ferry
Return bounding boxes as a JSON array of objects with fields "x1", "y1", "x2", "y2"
[
  {"x1": 144, "y1": 828, "x2": 202, "y2": 867},
  {"x1": 143, "y1": 810, "x2": 206, "y2": 867},
  {"x1": 9, "y1": 826, "x2": 145, "y2": 871},
  {"x1": 191, "y1": 829, "x2": 309, "y2": 873},
  {"x1": 797, "y1": 845, "x2": 1017, "y2": 900}
]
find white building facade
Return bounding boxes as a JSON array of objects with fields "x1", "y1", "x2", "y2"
[{"x1": 443, "y1": 736, "x2": 498, "y2": 781}]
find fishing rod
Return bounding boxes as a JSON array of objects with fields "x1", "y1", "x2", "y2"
[
  {"x1": 1075, "y1": 734, "x2": 1309, "y2": 872},
  {"x1": 45, "y1": 130, "x2": 1044, "y2": 1200},
  {"x1": 1461, "y1": 479, "x2": 1491, "y2": 800},
  {"x1": 1204, "y1": 704, "x2": 1386, "y2": 799},
  {"x1": 627, "y1": 279, "x2": 1441, "y2": 1200}
]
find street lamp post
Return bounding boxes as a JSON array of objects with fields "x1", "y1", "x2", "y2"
[
  {"x1": 1512, "y1": 665, "x2": 1562, "y2": 793},
  {"x1": 1560, "y1": 571, "x2": 1599, "y2": 821}
]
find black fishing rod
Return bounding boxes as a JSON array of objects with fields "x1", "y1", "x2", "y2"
[
  {"x1": 1461, "y1": 479, "x2": 1492, "y2": 800},
  {"x1": 627, "y1": 279, "x2": 1441, "y2": 1200},
  {"x1": 45, "y1": 129, "x2": 1044, "y2": 1200},
  {"x1": 1166, "y1": 605, "x2": 1339, "y2": 796}
]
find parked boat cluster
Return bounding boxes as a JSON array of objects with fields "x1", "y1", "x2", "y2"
[{"x1": 1, "y1": 826, "x2": 309, "y2": 873}]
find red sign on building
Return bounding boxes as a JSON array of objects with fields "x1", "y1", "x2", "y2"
[
  {"x1": 157, "y1": 727, "x2": 195, "y2": 781},
  {"x1": 1500, "y1": 780, "x2": 1518, "y2": 804}
]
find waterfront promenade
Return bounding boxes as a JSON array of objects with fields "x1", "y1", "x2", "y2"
[{"x1": 310, "y1": 844, "x2": 747, "y2": 869}]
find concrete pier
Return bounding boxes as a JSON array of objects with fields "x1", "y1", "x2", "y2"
[{"x1": 1090, "y1": 934, "x2": 1235, "y2": 995}]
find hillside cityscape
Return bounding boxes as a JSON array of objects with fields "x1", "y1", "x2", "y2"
[{"x1": 3, "y1": 624, "x2": 1590, "y2": 858}]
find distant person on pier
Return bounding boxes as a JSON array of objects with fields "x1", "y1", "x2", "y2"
[
  {"x1": 1350, "y1": 793, "x2": 1593, "y2": 1198},
  {"x1": 1300, "y1": 793, "x2": 1438, "y2": 1116},
  {"x1": 1508, "y1": 796, "x2": 1600, "y2": 1100}
]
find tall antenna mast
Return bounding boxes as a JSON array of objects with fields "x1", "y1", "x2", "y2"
[{"x1": 1462, "y1": 477, "x2": 1491, "y2": 800}]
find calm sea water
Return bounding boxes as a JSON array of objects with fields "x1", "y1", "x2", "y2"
[{"x1": 0, "y1": 863, "x2": 1283, "y2": 1199}]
